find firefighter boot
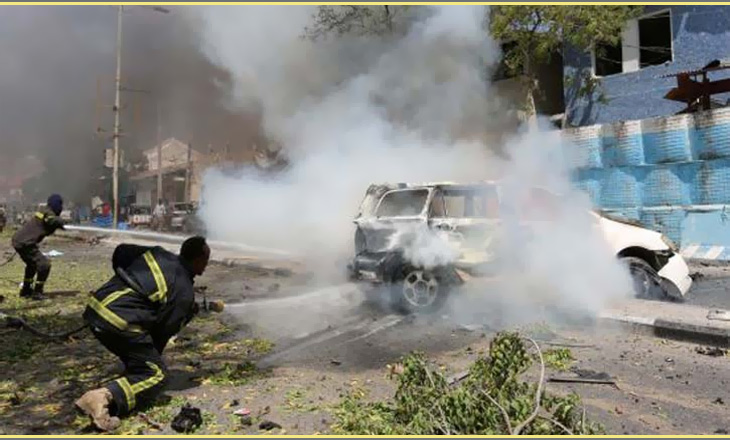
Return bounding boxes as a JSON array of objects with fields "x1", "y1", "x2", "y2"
[
  {"x1": 31, "y1": 282, "x2": 46, "y2": 301},
  {"x1": 75, "y1": 388, "x2": 121, "y2": 432},
  {"x1": 19, "y1": 281, "x2": 33, "y2": 298}
]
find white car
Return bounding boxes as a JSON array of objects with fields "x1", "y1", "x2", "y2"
[{"x1": 348, "y1": 181, "x2": 692, "y2": 313}]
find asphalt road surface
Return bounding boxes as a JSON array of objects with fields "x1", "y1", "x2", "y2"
[{"x1": 684, "y1": 262, "x2": 730, "y2": 309}]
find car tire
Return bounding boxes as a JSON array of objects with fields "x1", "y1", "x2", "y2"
[
  {"x1": 390, "y1": 266, "x2": 447, "y2": 314},
  {"x1": 620, "y1": 256, "x2": 669, "y2": 301}
]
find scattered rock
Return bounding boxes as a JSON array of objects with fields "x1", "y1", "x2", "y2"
[
  {"x1": 665, "y1": 357, "x2": 674, "y2": 363},
  {"x1": 259, "y1": 420, "x2": 282, "y2": 431},
  {"x1": 240, "y1": 416, "x2": 253, "y2": 427},
  {"x1": 714, "y1": 397, "x2": 725, "y2": 405},
  {"x1": 330, "y1": 359, "x2": 342, "y2": 366},
  {"x1": 187, "y1": 360, "x2": 201, "y2": 368},
  {"x1": 614, "y1": 406, "x2": 623, "y2": 415},
  {"x1": 230, "y1": 399, "x2": 239, "y2": 407},
  {"x1": 9, "y1": 392, "x2": 22, "y2": 406},
  {"x1": 171, "y1": 404, "x2": 203, "y2": 433},
  {"x1": 715, "y1": 429, "x2": 729, "y2": 434},
  {"x1": 690, "y1": 272, "x2": 705, "y2": 281},
  {"x1": 695, "y1": 346, "x2": 727, "y2": 357},
  {"x1": 234, "y1": 407, "x2": 251, "y2": 416}
]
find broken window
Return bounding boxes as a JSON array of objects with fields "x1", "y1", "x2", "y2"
[
  {"x1": 430, "y1": 188, "x2": 500, "y2": 219},
  {"x1": 638, "y1": 11, "x2": 672, "y2": 68},
  {"x1": 594, "y1": 41, "x2": 623, "y2": 76},
  {"x1": 376, "y1": 189, "x2": 428, "y2": 217}
]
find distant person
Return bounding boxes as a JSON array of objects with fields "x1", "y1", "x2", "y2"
[
  {"x1": 75, "y1": 236, "x2": 211, "y2": 431},
  {"x1": 152, "y1": 199, "x2": 166, "y2": 231},
  {"x1": 11, "y1": 194, "x2": 65, "y2": 300},
  {"x1": 0, "y1": 206, "x2": 6, "y2": 233}
]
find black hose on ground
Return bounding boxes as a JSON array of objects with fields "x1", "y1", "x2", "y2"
[
  {"x1": 1, "y1": 311, "x2": 88, "y2": 340},
  {"x1": 0, "y1": 251, "x2": 16, "y2": 267}
]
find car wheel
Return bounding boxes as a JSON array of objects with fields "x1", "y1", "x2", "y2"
[
  {"x1": 391, "y1": 267, "x2": 446, "y2": 314},
  {"x1": 620, "y1": 256, "x2": 668, "y2": 301}
]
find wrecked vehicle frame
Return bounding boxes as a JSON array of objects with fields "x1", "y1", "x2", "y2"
[{"x1": 348, "y1": 181, "x2": 693, "y2": 314}]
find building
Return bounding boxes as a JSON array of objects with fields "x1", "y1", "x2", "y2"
[
  {"x1": 129, "y1": 138, "x2": 207, "y2": 206},
  {"x1": 564, "y1": 6, "x2": 730, "y2": 127},
  {"x1": 0, "y1": 155, "x2": 44, "y2": 205}
]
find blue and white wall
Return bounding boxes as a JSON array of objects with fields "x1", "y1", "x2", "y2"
[
  {"x1": 564, "y1": 6, "x2": 730, "y2": 127},
  {"x1": 565, "y1": 107, "x2": 730, "y2": 257}
]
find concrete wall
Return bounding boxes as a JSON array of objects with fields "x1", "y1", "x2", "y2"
[
  {"x1": 565, "y1": 107, "x2": 730, "y2": 248},
  {"x1": 564, "y1": 6, "x2": 730, "y2": 127}
]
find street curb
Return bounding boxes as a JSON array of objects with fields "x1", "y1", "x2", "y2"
[
  {"x1": 598, "y1": 310, "x2": 730, "y2": 348},
  {"x1": 682, "y1": 244, "x2": 730, "y2": 261}
]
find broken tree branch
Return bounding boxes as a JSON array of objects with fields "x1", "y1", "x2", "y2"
[
  {"x1": 512, "y1": 337, "x2": 545, "y2": 436},
  {"x1": 481, "y1": 389, "x2": 513, "y2": 434},
  {"x1": 538, "y1": 414, "x2": 575, "y2": 435}
]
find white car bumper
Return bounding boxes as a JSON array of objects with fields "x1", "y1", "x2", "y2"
[{"x1": 658, "y1": 253, "x2": 693, "y2": 297}]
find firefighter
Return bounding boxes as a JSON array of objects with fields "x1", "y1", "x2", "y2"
[
  {"x1": 11, "y1": 194, "x2": 65, "y2": 300},
  {"x1": 74, "y1": 236, "x2": 210, "y2": 432}
]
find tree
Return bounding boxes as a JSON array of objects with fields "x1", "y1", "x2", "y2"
[
  {"x1": 303, "y1": 5, "x2": 411, "y2": 40},
  {"x1": 489, "y1": 6, "x2": 642, "y2": 128}
]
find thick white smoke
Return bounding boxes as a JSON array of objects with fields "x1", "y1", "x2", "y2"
[{"x1": 195, "y1": 5, "x2": 632, "y2": 330}]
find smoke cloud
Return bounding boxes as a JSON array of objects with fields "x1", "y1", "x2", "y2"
[
  {"x1": 0, "y1": 6, "x2": 260, "y2": 203},
  {"x1": 195, "y1": 5, "x2": 632, "y2": 331}
]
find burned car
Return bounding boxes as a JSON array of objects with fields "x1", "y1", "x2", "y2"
[{"x1": 348, "y1": 182, "x2": 692, "y2": 314}]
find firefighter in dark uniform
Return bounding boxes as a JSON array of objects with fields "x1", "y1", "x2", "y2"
[
  {"x1": 11, "y1": 194, "x2": 65, "y2": 300},
  {"x1": 74, "y1": 236, "x2": 210, "y2": 432}
]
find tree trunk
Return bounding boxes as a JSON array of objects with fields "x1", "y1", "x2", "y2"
[{"x1": 523, "y1": 50, "x2": 539, "y2": 132}]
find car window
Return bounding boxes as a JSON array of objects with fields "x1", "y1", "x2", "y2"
[
  {"x1": 376, "y1": 189, "x2": 428, "y2": 217},
  {"x1": 430, "y1": 188, "x2": 499, "y2": 219}
]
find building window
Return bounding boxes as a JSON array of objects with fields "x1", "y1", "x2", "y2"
[
  {"x1": 638, "y1": 10, "x2": 672, "y2": 68},
  {"x1": 591, "y1": 8, "x2": 673, "y2": 77},
  {"x1": 594, "y1": 41, "x2": 623, "y2": 76}
]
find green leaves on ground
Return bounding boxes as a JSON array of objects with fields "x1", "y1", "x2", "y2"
[{"x1": 332, "y1": 332, "x2": 602, "y2": 435}]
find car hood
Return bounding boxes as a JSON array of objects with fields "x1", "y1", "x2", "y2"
[{"x1": 593, "y1": 212, "x2": 668, "y2": 253}]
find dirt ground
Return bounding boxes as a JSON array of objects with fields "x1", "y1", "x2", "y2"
[{"x1": 1, "y1": 229, "x2": 730, "y2": 435}]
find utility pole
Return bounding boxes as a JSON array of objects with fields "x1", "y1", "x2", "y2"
[
  {"x1": 112, "y1": 5, "x2": 123, "y2": 229},
  {"x1": 185, "y1": 142, "x2": 192, "y2": 203},
  {"x1": 156, "y1": 101, "x2": 162, "y2": 203}
]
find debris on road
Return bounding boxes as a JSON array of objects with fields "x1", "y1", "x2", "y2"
[
  {"x1": 695, "y1": 346, "x2": 727, "y2": 357},
  {"x1": 549, "y1": 369, "x2": 617, "y2": 387},
  {"x1": 233, "y1": 407, "x2": 251, "y2": 417},
  {"x1": 259, "y1": 420, "x2": 282, "y2": 431},
  {"x1": 139, "y1": 413, "x2": 163, "y2": 430},
  {"x1": 171, "y1": 404, "x2": 203, "y2": 433},
  {"x1": 548, "y1": 376, "x2": 618, "y2": 386},
  {"x1": 330, "y1": 359, "x2": 342, "y2": 366},
  {"x1": 714, "y1": 397, "x2": 725, "y2": 405}
]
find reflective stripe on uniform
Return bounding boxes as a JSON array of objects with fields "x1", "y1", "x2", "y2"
[
  {"x1": 34, "y1": 212, "x2": 44, "y2": 220},
  {"x1": 116, "y1": 377, "x2": 136, "y2": 410},
  {"x1": 143, "y1": 251, "x2": 168, "y2": 303},
  {"x1": 130, "y1": 362, "x2": 165, "y2": 395},
  {"x1": 87, "y1": 295, "x2": 142, "y2": 333},
  {"x1": 101, "y1": 288, "x2": 133, "y2": 307}
]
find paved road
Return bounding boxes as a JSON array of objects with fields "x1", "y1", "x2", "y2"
[{"x1": 684, "y1": 263, "x2": 730, "y2": 309}]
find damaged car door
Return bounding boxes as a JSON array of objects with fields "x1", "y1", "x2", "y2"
[{"x1": 427, "y1": 185, "x2": 502, "y2": 273}]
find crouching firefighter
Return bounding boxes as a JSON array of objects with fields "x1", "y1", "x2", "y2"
[
  {"x1": 75, "y1": 236, "x2": 210, "y2": 431},
  {"x1": 11, "y1": 194, "x2": 65, "y2": 300}
]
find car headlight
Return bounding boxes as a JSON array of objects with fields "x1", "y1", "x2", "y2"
[{"x1": 661, "y1": 234, "x2": 679, "y2": 253}]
